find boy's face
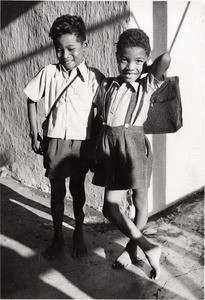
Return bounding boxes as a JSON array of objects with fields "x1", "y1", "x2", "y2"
[
  {"x1": 54, "y1": 33, "x2": 87, "y2": 70},
  {"x1": 117, "y1": 46, "x2": 148, "y2": 83}
]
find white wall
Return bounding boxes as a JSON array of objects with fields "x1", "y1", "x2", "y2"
[{"x1": 130, "y1": 0, "x2": 205, "y2": 214}]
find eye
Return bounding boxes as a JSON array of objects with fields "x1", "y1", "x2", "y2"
[
  {"x1": 120, "y1": 58, "x2": 127, "y2": 62},
  {"x1": 68, "y1": 47, "x2": 75, "y2": 52},
  {"x1": 56, "y1": 48, "x2": 63, "y2": 53},
  {"x1": 136, "y1": 60, "x2": 144, "y2": 65}
]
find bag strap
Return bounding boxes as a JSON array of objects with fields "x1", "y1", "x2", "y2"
[
  {"x1": 102, "y1": 78, "x2": 143, "y2": 125},
  {"x1": 124, "y1": 84, "x2": 140, "y2": 124},
  {"x1": 44, "y1": 72, "x2": 78, "y2": 123},
  {"x1": 103, "y1": 77, "x2": 115, "y2": 122}
]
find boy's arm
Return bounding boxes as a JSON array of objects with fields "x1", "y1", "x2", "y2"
[
  {"x1": 90, "y1": 84, "x2": 103, "y2": 148},
  {"x1": 27, "y1": 98, "x2": 42, "y2": 154},
  {"x1": 147, "y1": 53, "x2": 171, "y2": 80}
]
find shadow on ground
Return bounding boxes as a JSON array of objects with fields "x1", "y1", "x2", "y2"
[{"x1": 0, "y1": 177, "x2": 204, "y2": 299}]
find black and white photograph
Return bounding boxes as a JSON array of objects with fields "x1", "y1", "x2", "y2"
[{"x1": 0, "y1": 0, "x2": 204, "y2": 299}]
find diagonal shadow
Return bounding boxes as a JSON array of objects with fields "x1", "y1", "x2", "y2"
[
  {"x1": 151, "y1": 1, "x2": 167, "y2": 214},
  {"x1": 151, "y1": 1, "x2": 190, "y2": 215},
  {"x1": 1, "y1": 1, "x2": 40, "y2": 30},
  {"x1": 1, "y1": 181, "x2": 181, "y2": 299},
  {"x1": 130, "y1": 11, "x2": 141, "y2": 29},
  {"x1": 168, "y1": 1, "x2": 191, "y2": 54},
  {"x1": 1, "y1": 246, "x2": 71, "y2": 299},
  {"x1": 1, "y1": 9, "x2": 130, "y2": 70}
]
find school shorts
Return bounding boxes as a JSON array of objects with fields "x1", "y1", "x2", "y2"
[
  {"x1": 92, "y1": 125, "x2": 153, "y2": 189},
  {"x1": 42, "y1": 138, "x2": 92, "y2": 179}
]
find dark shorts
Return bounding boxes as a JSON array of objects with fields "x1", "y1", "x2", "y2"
[
  {"x1": 42, "y1": 138, "x2": 92, "y2": 179},
  {"x1": 92, "y1": 125, "x2": 153, "y2": 189}
]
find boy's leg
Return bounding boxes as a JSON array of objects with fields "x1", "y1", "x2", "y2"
[
  {"x1": 43, "y1": 177, "x2": 66, "y2": 259},
  {"x1": 103, "y1": 188, "x2": 161, "y2": 279},
  {"x1": 132, "y1": 188, "x2": 148, "y2": 230},
  {"x1": 115, "y1": 188, "x2": 148, "y2": 268},
  {"x1": 69, "y1": 171, "x2": 87, "y2": 258}
]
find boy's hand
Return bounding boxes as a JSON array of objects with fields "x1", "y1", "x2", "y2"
[
  {"x1": 89, "y1": 141, "x2": 98, "y2": 173},
  {"x1": 30, "y1": 134, "x2": 43, "y2": 155},
  {"x1": 142, "y1": 59, "x2": 152, "y2": 74}
]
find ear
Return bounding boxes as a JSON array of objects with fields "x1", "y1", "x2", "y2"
[
  {"x1": 83, "y1": 39, "x2": 89, "y2": 49},
  {"x1": 146, "y1": 56, "x2": 152, "y2": 66}
]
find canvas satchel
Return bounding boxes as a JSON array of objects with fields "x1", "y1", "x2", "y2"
[{"x1": 143, "y1": 76, "x2": 183, "y2": 134}]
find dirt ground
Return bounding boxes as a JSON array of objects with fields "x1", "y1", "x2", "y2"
[{"x1": 1, "y1": 176, "x2": 204, "y2": 299}]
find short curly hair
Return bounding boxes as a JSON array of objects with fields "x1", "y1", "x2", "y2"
[
  {"x1": 116, "y1": 28, "x2": 151, "y2": 57},
  {"x1": 49, "y1": 14, "x2": 86, "y2": 43}
]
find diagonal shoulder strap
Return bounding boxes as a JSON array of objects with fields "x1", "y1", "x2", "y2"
[
  {"x1": 102, "y1": 77, "x2": 115, "y2": 122},
  {"x1": 44, "y1": 73, "x2": 78, "y2": 123}
]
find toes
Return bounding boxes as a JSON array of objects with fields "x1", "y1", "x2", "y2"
[
  {"x1": 112, "y1": 261, "x2": 123, "y2": 269},
  {"x1": 150, "y1": 268, "x2": 161, "y2": 280},
  {"x1": 72, "y1": 230, "x2": 87, "y2": 258},
  {"x1": 72, "y1": 248, "x2": 87, "y2": 258},
  {"x1": 42, "y1": 237, "x2": 65, "y2": 260},
  {"x1": 113, "y1": 262, "x2": 129, "y2": 269},
  {"x1": 112, "y1": 259, "x2": 130, "y2": 269},
  {"x1": 43, "y1": 251, "x2": 55, "y2": 260},
  {"x1": 112, "y1": 250, "x2": 132, "y2": 269}
]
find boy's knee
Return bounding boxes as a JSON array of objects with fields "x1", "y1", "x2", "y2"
[
  {"x1": 103, "y1": 201, "x2": 120, "y2": 220},
  {"x1": 133, "y1": 189, "x2": 148, "y2": 207},
  {"x1": 50, "y1": 178, "x2": 66, "y2": 203},
  {"x1": 102, "y1": 203, "x2": 108, "y2": 218},
  {"x1": 69, "y1": 181, "x2": 85, "y2": 200}
]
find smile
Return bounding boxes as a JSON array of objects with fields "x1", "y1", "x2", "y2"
[
  {"x1": 124, "y1": 72, "x2": 137, "y2": 76},
  {"x1": 62, "y1": 59, "x2": 73, "y2": 64}
]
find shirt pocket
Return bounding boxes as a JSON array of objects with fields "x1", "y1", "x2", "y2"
[{"x1": 73, "y1": 87, "x2": 92, "y2": 111}]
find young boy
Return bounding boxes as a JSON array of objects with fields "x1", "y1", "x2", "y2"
[
  {"x1": 24, "y1": 14, "x2": 104, "y2": 259},
  {"x1": 93, "y1": 29, "x2": 171, "y2": 279}
]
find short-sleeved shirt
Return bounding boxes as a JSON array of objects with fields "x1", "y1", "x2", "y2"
[
  {"x1": 95, "y1": 73, "x2": 163, "y2": 127},
  {"x1": 24, "y1": 60, "x2": 104, "y2": 140}
]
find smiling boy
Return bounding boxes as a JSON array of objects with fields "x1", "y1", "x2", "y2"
[
  {"x1": 24, "y1": 15, "x2": 104, "y2": 259},
  {"x1": 93, "y1": 29, "x2": 171, "y2": 279}
]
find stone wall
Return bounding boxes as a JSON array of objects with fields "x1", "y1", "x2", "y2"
[{"x1": 1, "y1": 1, "x2": 129, "y2": 208}]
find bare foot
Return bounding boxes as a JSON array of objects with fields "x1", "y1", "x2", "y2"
[
  {"x1": 42, "y1": 235, "x2": 65, "y2": 260},
  {"x1": 112, "y1": 250, "x2": 132, "y2": 269},
  {"x1": 144, "y1": 244, "x2": 162, "y2": 280},
  {"x1": 72, "y1": 230, "x2": 87, "y2": 258},
  {"x1": 112, "y1": 240, "x2": 137, "y2": 269}
]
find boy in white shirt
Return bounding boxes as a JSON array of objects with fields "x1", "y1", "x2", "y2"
[{"x1": 24, "y1": 14, "x2": 104, "y2": 259}]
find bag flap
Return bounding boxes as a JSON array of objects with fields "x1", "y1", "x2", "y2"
[{"x1": 151, "y1": 76, "x2": 180, "y2": 103}]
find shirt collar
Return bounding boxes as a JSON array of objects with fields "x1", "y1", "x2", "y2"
[
  {"x1": 59, "y1": 59, "x2": 88, "y2": 82},
  {"x1": 112, "y1": 76, "x2": 140, "y2": 92}
]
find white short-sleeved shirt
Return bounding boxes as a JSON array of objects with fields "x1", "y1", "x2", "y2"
[
  {"x1": 101, "y1": 73, "x2": 163, "y2": 127},
  {"x1": 24, "y1": 60, "x2": 104, "y2": 140}
]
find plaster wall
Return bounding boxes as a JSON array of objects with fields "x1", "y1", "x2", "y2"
[{"x1": 1, "y1": 1, "x2": 129, "y2": 209}]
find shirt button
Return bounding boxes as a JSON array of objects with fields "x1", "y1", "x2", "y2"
[{"x1": 125, "y1": 123, "x2": 129, "y2": 128}]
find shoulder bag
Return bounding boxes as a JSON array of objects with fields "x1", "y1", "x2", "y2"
[{"x1": 143, "y1": 76, "x2": 183, "y2": 134}]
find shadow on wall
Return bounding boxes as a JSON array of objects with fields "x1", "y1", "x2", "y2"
[
  {"x1": 1, "y1": 6, "x2": 130, "y2": 70},
  {"x1": 0, "y1": 151, "x2": 12, "y2": 168},
  {"x1": 151, "y1": 2, "x2": 168, "y2": 214},
  {"x1": 1, "y1": 1, "x2": 40, "y2": 29}
]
